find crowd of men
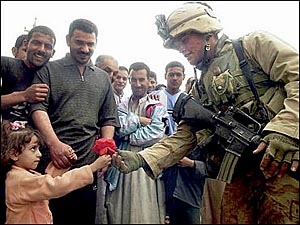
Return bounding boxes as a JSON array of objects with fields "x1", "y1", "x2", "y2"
[{"x1": 1, "y1": 1, "x2": 298, "y2": 224}]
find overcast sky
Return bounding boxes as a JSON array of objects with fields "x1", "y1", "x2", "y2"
[{"x1": 1, "y1": 1, "x2": 299, "y2": 96}]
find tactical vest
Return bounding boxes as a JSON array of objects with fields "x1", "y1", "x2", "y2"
[
  {"x1": 195, "y1": 35, "x2": 286, "y2": 126},
  {"x1": 192, "y1": 35, "x2": 286, "y2": 179}
]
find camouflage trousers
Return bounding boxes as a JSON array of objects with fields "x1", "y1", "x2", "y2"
[{"x1": 201, "y1": 170, "x2": 299, "y2": 224}]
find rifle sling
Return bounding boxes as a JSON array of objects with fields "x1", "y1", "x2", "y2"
[{"x1": 232, "y1": 39, "x2": 262, "y2": 106}]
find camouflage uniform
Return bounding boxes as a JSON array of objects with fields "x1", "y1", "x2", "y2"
[{"x1": 139, "y1": 31, "x2": 299, "y2": 223}]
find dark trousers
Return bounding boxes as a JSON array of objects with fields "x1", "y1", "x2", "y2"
[
  {"x1": 50, "y1": 181, "x2": 97, "y2": 224},
  {"x1": 167, "y1": 197, "x2": 200, "y2": 224}
]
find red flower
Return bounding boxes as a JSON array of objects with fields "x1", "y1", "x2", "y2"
[{"x1": 92, "y1": 138, "x2": 117, "y2": 156}]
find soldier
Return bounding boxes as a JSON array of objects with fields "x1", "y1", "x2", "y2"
[{"x1": 112, "y1": 2, "x2": 299, "y2": 224}]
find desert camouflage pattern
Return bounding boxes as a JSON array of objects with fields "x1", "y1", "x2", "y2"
[{"x1": 141, "y1": 31, "x2": 299, "y2": 223}]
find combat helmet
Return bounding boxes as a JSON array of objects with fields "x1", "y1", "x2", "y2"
[{"x1": 155, "y1": 2, "x2": 222, "y2": 49}]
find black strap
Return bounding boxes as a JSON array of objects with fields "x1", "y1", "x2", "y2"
[
  {"x1": 232, "y1": 39, "x2": 262, "y2": 105},
  {"x1": 232, "y1": 39, "x2": 269, "y2": 122}
]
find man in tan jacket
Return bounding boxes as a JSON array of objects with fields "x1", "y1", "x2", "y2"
[{"x1": 112, "y1": 2, "x2": 299, "y2": 224}]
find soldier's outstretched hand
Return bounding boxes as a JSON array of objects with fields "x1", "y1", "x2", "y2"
[{"x1": 112, "y1": 149, "x2": 145, "y2": 174}]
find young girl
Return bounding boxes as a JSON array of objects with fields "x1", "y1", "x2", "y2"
[{"x1": 1, "y1": 120, "x2": 111, "y2": 224}]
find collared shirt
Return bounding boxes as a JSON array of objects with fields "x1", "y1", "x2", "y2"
[
  {"x1": 112, "y1": 87, "x2": 125, "y2": 105},
  {"x1": 29, "y1": 56, "x2": 120, "y2": 167}
]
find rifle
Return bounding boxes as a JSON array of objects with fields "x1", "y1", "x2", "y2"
[{"x1": 173, "y1": 92, "x2": 263, "y2": 183}]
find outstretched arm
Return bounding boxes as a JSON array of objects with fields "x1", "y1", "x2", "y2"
[{"x1": 112, "y1": 122, "x2": 198, "y2": 179}]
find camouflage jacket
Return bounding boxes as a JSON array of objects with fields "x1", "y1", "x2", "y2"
[{"x1": 140, "y1": 31, "x2": 299, "y2": 179}]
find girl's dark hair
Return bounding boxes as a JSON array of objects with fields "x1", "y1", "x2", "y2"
[{"x1": 1, "y1": 120, "x2": 43, "y2": 168}]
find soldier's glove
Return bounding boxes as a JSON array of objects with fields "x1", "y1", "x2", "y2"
[
  {"x1": 259, "y1": 132, "x2": 299, "y2": 178},
  {"x1": 113, "y1": 150, "x2": 145, "y2": 174}
]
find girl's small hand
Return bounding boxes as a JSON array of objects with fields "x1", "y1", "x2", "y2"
[
  {"x1": 90, "y1": 154, "x2": 111, "y2": 173},
  {"x1": 67, "y1": 148, "x2": 77, "y2": 164}
]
